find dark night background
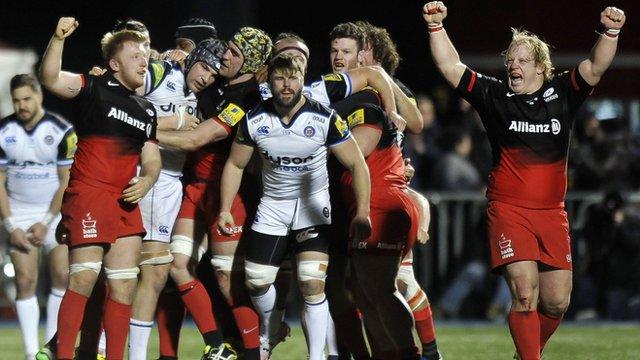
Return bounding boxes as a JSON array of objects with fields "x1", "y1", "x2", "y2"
[{"x1": 0, "y1": 0, "x2": 638, "y2": 118}]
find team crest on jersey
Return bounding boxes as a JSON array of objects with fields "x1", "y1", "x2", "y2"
[
  {"x1": 219, "y1": 103, "x2": 245, "y2": 127},
  {"x1": 44, "y1": 135, "x2": 54, "y2": 145},
  {"x1": 333, "y1": 115, "x2": 348, "y2": 136},
  {"x1": 166, "y1": 81, "x2": 176, "y2": 92},
  {"x1": 257, "y1": 126, "x2": 270, "y2": 136},
  {"x1": 543, "y1": 87, "x2": 559, "y2": 102},
  {"x1": 5, "y1": 136, "x2": 16, "y2": 145},
  {"x1": 303, "y1": 126, "x2": 315, "y2": 137},
  {"x1": 347, "y1": 108, "x2": 365, "y2": 128}
]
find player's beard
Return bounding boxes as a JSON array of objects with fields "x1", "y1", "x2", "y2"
[{"x1": 274, "y1": 88, "x2": 302, "y2": 110}]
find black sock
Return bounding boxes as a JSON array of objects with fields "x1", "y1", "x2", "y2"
[
  {"x1": 423, "y1": 340, "x2": 440, "y2": 360},
  {"x1": 158, "y1": 356, "x2": 178, "y2": 360},
  {"x1": 203, "y1": 330, "x2": 224, "y2": 347},
  {"x1": 75, "y1": 350, "x2": 98, "y2": 360},
  {"x1": 242, "y1": 347, "x2": 260, "y2": 359}
]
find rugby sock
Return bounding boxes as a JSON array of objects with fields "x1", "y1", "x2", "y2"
[
  {"x1": 78, "y1": 279, "x2": 106, "y2": 356},
  {"x1": 103, "y1": 297, "x2": 132, "y2": 360},
  {"x1": 508, "y1": 310, "x2": 540, "y2": 360},
  {"x1": 250, "y1": 284, "x2": 276, "y2": 341},
  {"x1": 46, "y1": 287, "x2": 65, "y2": 342},
  {"x1": 232, "y1": 306, "x2": 261, "y2": 350},
  {"x1": 177, "y1": 280, "x2": 220, "y2": 344},
  {"x1": 304, "y1": 295, "x2": 329, "y2": 360},
  {"x1": 157, "y1": 291, "x2": 185, "y2": 357},
  {"x1": 269, "y1": 306, "x2": 286, "y2": 341},
  {"x1": 16, "y1": 296, "x2": 40, "y2": 356},
  {"x1": 128, "y1": 318, "x2": 154, "y2": 360},
  {"x1": 413, "y1": 305, "x2": 440, "y2": 359},
  {"x1": 539, "y1": 312, "x2": 562, "y2": 352},
  {"x1": 57, "y1": 289, "x2": 89, "y2": 359},
  {"x1": 326, "y1": 313, "x2": 339, "y2": 357}
]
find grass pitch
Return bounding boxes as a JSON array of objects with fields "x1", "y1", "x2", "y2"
[{"x1": 0, "y1": 322, "x2": 638, "y2": 359}]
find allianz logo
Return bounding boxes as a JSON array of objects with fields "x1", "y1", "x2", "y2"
[
  {"x1": 508, "y1": 118, "x2": 561, "y2": 135},
  {"x1": 107, "y1": 107, "x2": 153, "y2": 136}
]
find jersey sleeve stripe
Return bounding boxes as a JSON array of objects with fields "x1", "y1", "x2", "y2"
[
  {"x1": 467, "y1": 70, "x2": 478, "y2": 92},
  {"x1": 213, "y1": 117, "x2": 233, "y2": 134},
  {"x1": 344, "y1": 73, "x2": 353, "y2": 97}
]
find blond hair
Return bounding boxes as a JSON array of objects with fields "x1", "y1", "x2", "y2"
[
  {"x1": 100, "y1": 30, "x2": 148, "y2": 61},
  {"x1": 502, "y1": 28, "x2": 554, "y2": 81}
]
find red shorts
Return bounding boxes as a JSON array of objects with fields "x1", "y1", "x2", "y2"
[
  {"x1": 177, "y1": 181, "x2": 256, "y2": 242},
  {"x1": 349, "y1": 187, "x2": 418, "y2": 256},
  {"x1": 487, "y1": 200, "x2": 572, "y2": 272},
  {"x1": 61, "y1": 181, "x2": 145, "y2": 247}
]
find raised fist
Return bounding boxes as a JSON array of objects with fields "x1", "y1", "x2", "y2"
[
  {"x1": 55, "y1": 17, "x2": 79, "y2": 40},
  {"x1": 423, "y1": 2, "x2": 447, "y2": 24},
  {"x1": 601, "y1": 7, "x2": 625, "y2": 30}
]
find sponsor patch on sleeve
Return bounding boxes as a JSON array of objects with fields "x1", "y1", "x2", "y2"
[
  {"x1": 218, "y1": 103, "x2": 245, "y2": 127},
  {"x1": 65, "y1": 132, "x2": 78, "y2": 159},
  {"x1": 347, "y1": 108, "x2": 365, "y2": 128},
  {"x1": 322, "y1": 73, "x2": 344, "y2": 82},
  {"x1": 334, "y1": 115, "x2": 349, "y2": 136}
]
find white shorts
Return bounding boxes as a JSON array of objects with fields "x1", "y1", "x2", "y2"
[
  {"x1": 252, "y1": 188, "x2": 332, "y2": 236},
  {"x1": 3, "y1": 198, "x2": 61, "y2": 253},
  {"x1": 140, "y1": 173, "x2": 183, "y2": 243}
]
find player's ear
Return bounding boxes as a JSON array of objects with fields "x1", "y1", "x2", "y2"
[
  {"x1": 357, "y1": 49, "x2": 365, "y2": 67},
  {"x1": 108, "y1": 58, "x2": 120, "y2": 72},
  {"x1": 536, "y1": 62, "x2": 545, "y2": 76}
]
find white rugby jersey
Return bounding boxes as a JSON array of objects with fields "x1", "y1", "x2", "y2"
[
  {"x1": 237, "y1": 97, "x2": 351, "y2": 200},
  {"x1": 259, "y1": 72, "x2": 353, "y2": 106},
  {"x1": 0, "y1": 112, "x2": 76, "y2": 204},
  {"x1": 144, "y1": 60, "x2": 198, "y2": 176}
]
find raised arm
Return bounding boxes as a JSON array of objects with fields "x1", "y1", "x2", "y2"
[
  {"x1": 39, "y1": 17, "x2": 83, "y2": 99},
  {"x1": 217, "y1": 140, "x2": 255, "y2": 234},
  {"x1": 578, "y1": 7, "x2": 626, "y2": 86},
  {"x1": 331, "y1": 137, "x2": 372, "y2": 240},
  {"x1": 423, "y1": 2, "x2": 466, "y2": 88}
]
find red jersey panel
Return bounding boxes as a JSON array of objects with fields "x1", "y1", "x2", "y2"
[
  {"x1": 456, "y1": 67, "x2": 593, "y2": 209},
  {"x1": 70, "y1": 74, "x2": 157, "y2": 192}
]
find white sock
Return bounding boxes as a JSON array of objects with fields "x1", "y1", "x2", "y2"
[
  {"x1": 304, "y1": 295, "x2": 329, "y2": 360},
  {"x1": 326, "y1": 312, "x2": 339, "y2": 356},
  {"x1": 128, "y1": 318, "x2": 154, "y2": 360},
  {"x1": 16, "y1": 296, "x2": 40, "y2": 356},
  {"x1": 250, "y1": 284, "x2": 277, "y2": 340},
  {"x1": 46, "y1": 288, "x2": 65, "y2": 342},
  {"x1": 98, "y1": 330, "x2": 106, "y2": 356}
]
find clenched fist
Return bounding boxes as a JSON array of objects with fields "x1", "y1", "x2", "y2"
[
  {"x1": 601, "y1": 7, "x2": 625, "y2": 30},
  {"x1": 55, "y1": 17, "x2": 79, "y2": 40},
  {"x1": 423, "y1": 2, "x2": 447, "y2": 24}
]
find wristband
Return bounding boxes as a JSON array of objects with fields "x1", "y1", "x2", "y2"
[
  {"x1": 428, "y1": 22, "x2": 443, "y2": 33},
  {"x1": 3, "y1": 217, "x2": 16, "y2": 233},
  {"x1": 41, "y1": 212, "x2": 56, "y2": 227},
  {"x1": 604, "y1": 28, "x2": 620, "y2": 38},
  {"x1": 176, "y1": 106, "x2": 186, "y2": 130}
]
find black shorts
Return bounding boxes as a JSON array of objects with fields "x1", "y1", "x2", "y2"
[{"x1": 246, "y1": 225, "x2": 331, "y2": 266}]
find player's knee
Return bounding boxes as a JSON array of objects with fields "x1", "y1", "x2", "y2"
[
  {"x1": 541, "y1": 295, "x2": 571, "y2": 317},
  {"x1": 510, "y1": 279, "x2": 538, "y2": 310},
  {"x1": 298, "y1": 260, "x2": 328, "y2": 299},
  {"x1": 211, "y1": 254, "x2": 234, "y2": 273},
  {"x1": 140, "y1": 265, "x2": 170, "y2": 293},
  {"x1": 396, "y1": 262, "x2": 427, "y2": 308},
  {"x1": 51, "y1": 266, "x2": 69, "y2": 289},
  {"x1": 15, "y1": 273, "x2": 37, "y2": 296},
  {"x1": 170, "y1": 235, "x2": 205, "y2": 262},
  {"x1": 68, "y1": 262, "x2": 102, "y2": 295},
  {"x1": 244, "y1": 260, "x2": 278, "y2": 293}
]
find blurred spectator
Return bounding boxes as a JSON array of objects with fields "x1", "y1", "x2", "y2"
[
  {"x1": 572, "y1": 111, "x2": 629, "y2": 190},
  {"x1": 404, "y1": 94, "x2": 441, "y2": 189},
  {"x1": 457, "y1": 99, "x2": 492, "y2": 180},
  {"x1": 429, "y1": 129, "x2": 482, "y2": 190}
]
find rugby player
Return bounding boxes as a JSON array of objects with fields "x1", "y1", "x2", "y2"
[{"x1": 423, "y1": 2, "x2": 625, "y2": 359}]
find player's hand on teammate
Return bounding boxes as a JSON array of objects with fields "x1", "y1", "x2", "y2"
[
  {"x1": 9, "y1": 229, "x2": 33, "y2": 252},
  {"x1": 601, "y1": 7, "x2": 625, "y2": 30},
  {"x1": 388, "y1": 111, "x2": 407, "y2": 132},
  {"x1": 417, "y1": 226, "x2": 430, "y2": 244},
  {"x1": 122, "y1": 176, "x2": 153, "y2": 204},
  {"x1": 217, "y1": 211, "x2": 236, "y2": 235},
  {"x1": 403, "y1": 158, "x2": 415, "y2": 183},
  {"x1": 349, "y1": 215, "x2": 372, "y2": 241},
  {"x1": 55, "y1": 17, "x2": 79, "y2": 40},
  {"x1": 180, "y1": 114, "x2": 200, "y2": 131},
  {"x1": 26, "y1": 223, "x2": 47, "y2": 246},
  {"x1": 423, "y1": 2, "x2": 447, "y2": 24},
  {"x1": 88, "y1": 66, "x2": 107, "y2": 76},
  {"x1": 161, "y1": 49, "x2": 189, "y2": 62}
]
